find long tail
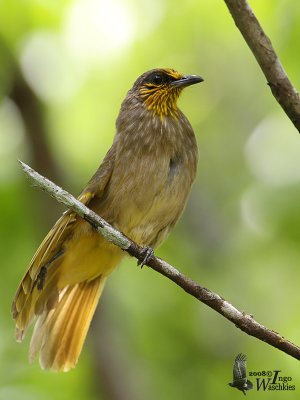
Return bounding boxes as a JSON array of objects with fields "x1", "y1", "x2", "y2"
[
  {"x1": 12, "y1": 190, "x2": 118, "y2": 371},
  {"x1": 28, "y1": 276, "x2": 106, "y2": 371}
]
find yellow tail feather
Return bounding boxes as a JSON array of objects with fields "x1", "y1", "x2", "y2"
[{"x1": 29, "y1": 276, "x2": 106, "y2": 371}]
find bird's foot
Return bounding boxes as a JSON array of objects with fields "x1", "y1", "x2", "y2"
[{"x1": 137, "y1": 246, "x2": 154, "y2": 268}]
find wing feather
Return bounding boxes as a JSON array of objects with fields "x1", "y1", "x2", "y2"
[{"x1": 233, "y1": 353, "x2": 247, "y2": 381}]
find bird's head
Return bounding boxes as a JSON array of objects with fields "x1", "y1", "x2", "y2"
[{"x1": 131, "y1": 68, "x2": 204, "y2": 119}]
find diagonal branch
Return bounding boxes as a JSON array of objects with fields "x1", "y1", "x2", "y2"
[
  {"x1": 19, "y1": 160, "x2": 300, "y2": 361},
  {"x1": 224, "y1": 0, "x2": 300, "y2": 133}
]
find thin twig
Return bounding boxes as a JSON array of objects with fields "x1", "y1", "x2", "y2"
[
  {"x1": 224, "y1": 0, "x2": 300, "y2": 133},
  {"x1": 19, "y1": 160, "x2": 300, "y2": 361}
]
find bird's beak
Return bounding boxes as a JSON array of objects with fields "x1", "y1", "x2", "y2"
[{"x1": 171, "y1": 74, "x2": 204, "y2": 88}]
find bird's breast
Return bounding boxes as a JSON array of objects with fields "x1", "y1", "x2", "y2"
[{"x1": 96, "y1": 111, "x2": 198, "y2": 247}]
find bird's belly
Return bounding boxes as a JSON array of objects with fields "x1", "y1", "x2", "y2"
[
  {"x1": 92, "y1": 148, "x2": 195, "y2": 249},
  {"x1": 116, "y1": 168, "x2": 192, "y2": 247}
]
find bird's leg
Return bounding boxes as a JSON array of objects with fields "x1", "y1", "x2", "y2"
[{"x1": 137, "y1": 246, "x2": 154, "y2": 268}]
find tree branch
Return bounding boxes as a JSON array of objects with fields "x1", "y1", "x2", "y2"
[
  {"x1": 19, "y1": 160, "x2": 300, "y2": 361},
  {"x1": 224, "y1": 0, "x2": 300, "y2": 133}
]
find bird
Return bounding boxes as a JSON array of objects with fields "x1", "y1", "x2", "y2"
[
  {"x1": 12, "y1": 68, "x2": 203, "y2": 371},
  {"x1": 228, "y1": 353, "x2": 253, "y2": 395}
]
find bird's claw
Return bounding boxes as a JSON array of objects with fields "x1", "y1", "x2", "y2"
[{"x1": 137, "y1": 246, "x2": 154, "y2": 268}]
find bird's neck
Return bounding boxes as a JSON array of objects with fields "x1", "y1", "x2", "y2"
[{"x1": 115, "y1": 96, "x2": 197, "y2": 161}]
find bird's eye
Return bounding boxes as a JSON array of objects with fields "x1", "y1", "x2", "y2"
[{"x1": 151, "y1": 74, "x2": 164, "y2": 85}]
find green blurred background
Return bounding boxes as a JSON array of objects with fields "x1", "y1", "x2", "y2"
[{"x1": 1, "y1": 0, "x2": 300, "y2": 398}]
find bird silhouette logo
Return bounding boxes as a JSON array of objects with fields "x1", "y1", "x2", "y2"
[{"x1": 228, "y1": 353, "x2": 253, "y2": 395}]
